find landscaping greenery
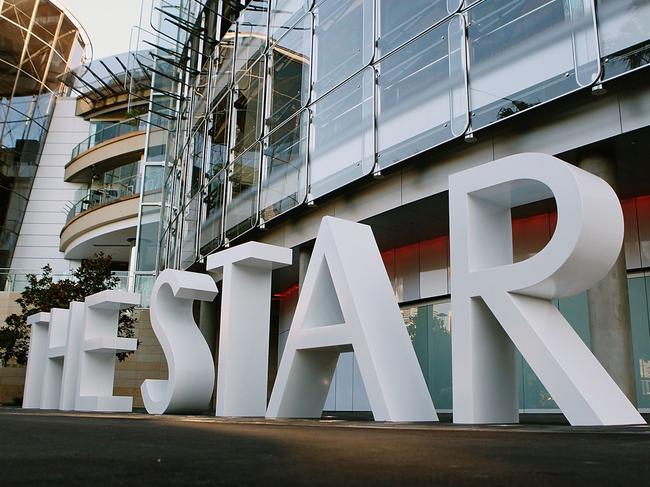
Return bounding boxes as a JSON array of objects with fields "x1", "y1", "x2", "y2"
[{"x1": 0, "y1": 254, "x2": 137, "y2": 365}]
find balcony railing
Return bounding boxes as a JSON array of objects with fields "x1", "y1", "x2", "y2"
[
  {"x1": 1, "y1": 269, "x2": 131, "y2": 293},
  {"x1": 70, "y1": 118, "x2": 147, "y2": 161},
  {"x1": 65, "y1": 175, "x2": 140, "y2": 224}
]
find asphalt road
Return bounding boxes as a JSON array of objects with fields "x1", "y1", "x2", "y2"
[{"x1": 1, "y1": 409, "x2": 649, "y2": 486}]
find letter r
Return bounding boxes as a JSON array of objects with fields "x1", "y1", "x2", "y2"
[{"x1": 449, "y1": 153, "x2": 644, "y2": 426}]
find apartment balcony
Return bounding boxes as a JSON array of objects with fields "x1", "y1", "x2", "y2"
[
  {"x1": 65, "y1": 118, "x2": 147, "y2": 183},
  {"x1": 59, "y1": 176, "x2": 140, "y2": 260}
]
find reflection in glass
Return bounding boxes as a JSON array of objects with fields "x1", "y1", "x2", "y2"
[
  {"x1": 200, "y1": 169, "x2": 227, "y2": 254},
  {"x1": 312, "y1": 0, "x2": 373, "y2": 99},
  {"x1": 211, "y1": 22, "x2": 236, "y2": 104},
  {"x1": 225, "y1": 144, "x2": 261, "y2": 240},
  {"x1": 269, "y1": 0, "x2": 310, "y2": 43},
  {"x1": 136, "y1": 206, "x2": 161, "y2": 272},
  {"x1": 232, "y1": 58, "x2": 265, "y2": 157},
  {"x1": 180, "y1": 193, "x2": 200, "y2": 270},
  {"x1": 309, "y1": 68, "x2": 374, "y2": 198},
  {"x1": 376, "y1": 0, "x2": 460, "y2": 58},
  {"x1": 260, "y1": 110, "x2": 308, "y2": 222},
  {"x1": 597, "y1": 0, "x2": 650, "y2": 80},
  {"x1": 234, "y1": 0, "x2": 269, "y2": 82},
  {"x1": 188, "y1": 123, "x2": 205, "y2": 196},
  {"x1": 268, "y1": 13, "x2": 311, "y2": 130},
  {"x1": 142, "y1": 165, "x2": 164, "y2": 203},
  {"x1": 206, "y1": 93, "x2": 231, "y2": 181},
  {"x1": 467, "y1": 0, "x2": 599, "y2": 129},
  {"x1": 377, "y1": 18, "x2": 467, "y2": 170},
  {"x1": 401, "y1": 301, "x2": 452, "y2": 409}
]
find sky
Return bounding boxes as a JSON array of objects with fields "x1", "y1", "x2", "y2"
[{"x1": 61, "y1": 0, "x2": 148, "y2": 61}]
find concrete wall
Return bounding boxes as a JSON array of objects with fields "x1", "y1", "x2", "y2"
[{"x1": 10, "y1": 97, "x2": 89, "y2": 279}]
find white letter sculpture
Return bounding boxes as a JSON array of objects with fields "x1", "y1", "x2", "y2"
[
  {"x1": 76, "y1": 290, "x2": 140, "y2": 412},
  {"x1": 142, "y1": 269, "x2": 218, "y2": 414},
  {"x1": 207, "y1": 242, "x2": 292, "y2": 417},
  {"x1": 59, "y1": 301, "x2": 85, "y2": 411},
  {"x1": 449, "y1": 152, "x2": 645, "y2": 426},
  {"x1": 267, "y1": 216, "x2": 437, "y2": 422},
  {"x1": 22, "y1": 312, "x2": 51, "y2": 408},
  {"x1": 40, "y1": 308, "x2": 69, "y2": 409}
]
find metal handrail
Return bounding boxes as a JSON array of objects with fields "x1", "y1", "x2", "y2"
[
  {"x1": 65, "y1": 175, "x2": 141, "y2": 224},
  {"x1": 70, "y1": 118, "x2": 147, "y2": 161}
]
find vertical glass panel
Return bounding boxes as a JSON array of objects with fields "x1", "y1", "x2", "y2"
[
  {"x1": 234, "y1": 0, "x2": 269, "y2": 81},
  {"x1": 211, "y1": 23, "x2": 236, "y2": 103},
  {"x1": 200, "y1": 169, "x2": 227, "y2": 255},
  {"x1": 428, "y1": 302, "x2": 452, "y2": 409},
  {"x1": 159, "y1": 229, "x2": 169, "y2": 272},
  {"x1": 225, "y1": 144, "x2": 261, "y2": 240},
  {"x1": 206, "y1": 92, "x2": 231, "y2": 181},
  {"x1": 622, "y1": 198, "x2": 642, "y2": 270},
  {"x1": 260, "y1": 110, "x2": 308, "y2": 222},
  {"x1": 134, "y1": 275, "x2": 156, "y2": 308},
  {"x1": 180, "y1": 193, "x2": 200, "y2": 270},
  {"x1": 467, "y1": 0, "x2": 600, "y2": 129},
  {"x1": 376, "y1": 0, "x2": 461, "y2": 58},
  {"x1": 232, "y1": 58, "x2": 265, "y2": 157},
  {"x1": 269, "y1": 0, "x2": 310, "y2": 43},
  {"x1": 597, "y1": 0, "x2": 650, "y2": 80},
  {"x1": 267, "y1": 13, "x2": 312, "y2": 130},
  {"x1": 395, "y1": 243, "x2": 420, "y2": 302},
  {"x1": 312, "y1": 0, "x2": 373, "y2": 100},
  {"x1": 168, "y1": 216, "x2": 178, "y2": 269},
  {"x1": 188, "y1": 123, "x2": 205, "y2": 196},
  {"x1": 136, "y1": 206, "x2": 161, "y2": 272},
  {"x1": 377, "y1": 17, "x2": 467, "y2": 171},
  {"x1": 309, "y1": 67, "x2": 374, "y2": 198},
  {"x1": 142, "y1": 165, "x2": 164, "y2": 203}
]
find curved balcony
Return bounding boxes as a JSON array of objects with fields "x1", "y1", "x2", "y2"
[
  {"x1": 60, "y1": 177, "x2": 141, "y2": 259},
  {"x1": 65, "y1": 118, "x2": 147, "y2": 182}
]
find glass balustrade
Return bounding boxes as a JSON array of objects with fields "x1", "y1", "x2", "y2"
[
  {"x1": 70, "y1": 118, "x2": 147, "y2": 161},
  {"x1": 65, "y1": 174, "x2": 141, "y2": 224}
]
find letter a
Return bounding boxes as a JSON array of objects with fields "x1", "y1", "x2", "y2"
[
  {"x1": 449, "y1": 152, "x2": 645, "y2": 426},
  {"x1": 141, "y1": 270, "x2": 218, "y2": 414},
  {"x1": 266, "y1": 217, "x2": 437, "y2": 422}
]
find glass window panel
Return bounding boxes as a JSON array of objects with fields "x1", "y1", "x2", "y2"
[
  {"x1": 312, "y1": 0, "x2": 373, "y2": 100},
  {"x1": 638, "y1": 196, "x2": 650, "y2": 268},
  {"x1": 232, "y1": 58, "x2": 265, "y2": 157},
  {"x1": 142, "y1": 165, "x2": 164, "y2": 203},
  {"x1": 376, "y1": 17, "x2": 467, "y2": 171},
  {"x1": 225, "y1": 144, "x2": 261, "y2": 240},
  {"x1": 376, "y1": 0, "x2": 460, "y2": 58},
  {"x1": 180, "y1": 193, "x2": 200, "y2": 270},
  {"x1": 597, "y1": 0, "x2": 650, "y2": 80},
  {"x1": 467, "y1": 0, "x2": 600, "y2": 129},
  {"x1": 211, "y1": 22, "x2": 237, "y2": 104},
  {"x1": 134, "y1": 275, "x2": 156, "y2": 308},
  {"x1": 269, "y1": 0, "x2": 310, "y2": 44},
  {"x1": 188, "y1": 123, "x2": 205, "y2": 196},
  {"x1": 159, "y1": 229, "x2": 169, "y2": 272},
  {"x1": 200, "y1": 169, "x2": 227, "y2": 254},
  {"x1": 136, "y1": 206, "x2": 161, "y2": 272},
  {"x1": 234, "y1": 0, "x2": 269, "y2": 81},
  {"x1": 267, "y1": 13, "x2": 311, "y2": 130},
  {"x1": 260, "y1": 110, "x2": 308, "y2": 222},
  {"x1": 309, "y1": 67, "x2": 374, "y2": 198},
  {"x1": 206, "y1": 92, "x2": 231, "y2": 181},
  {"x1": 168, "y1": 216, "x2": 178, "y2": 269}
]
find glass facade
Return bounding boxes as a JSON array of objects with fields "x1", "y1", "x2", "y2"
[
  {"x1": 142, "y1": 0, "x2": 650, "y2": 413},
  {"x1": 0, "y1": 0, "x2": 87, "y2": 274},
  {"x1": 154, "y1": 0, "x2": 650, "y2": 269}
]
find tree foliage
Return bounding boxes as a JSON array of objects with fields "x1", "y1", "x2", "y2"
[{"x1": 0, "y1": 253, "x2": 137, "y2": 366}]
